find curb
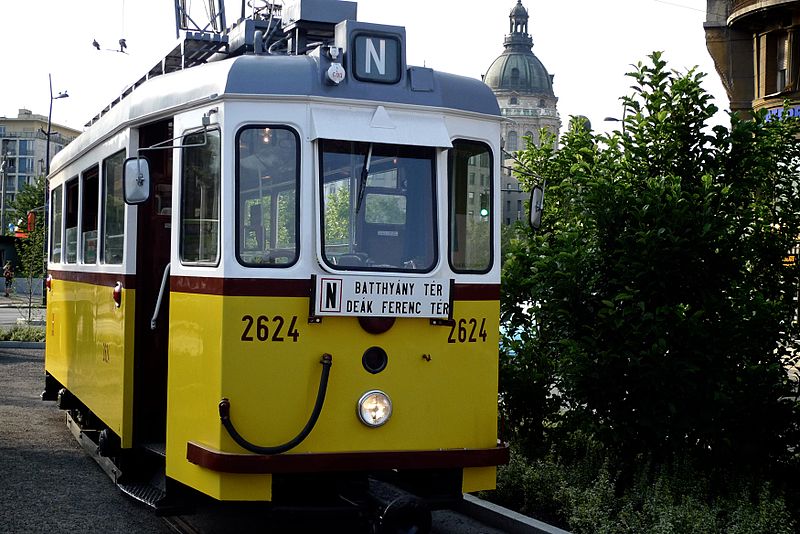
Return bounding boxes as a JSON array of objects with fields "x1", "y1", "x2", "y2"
[
  {"x1": 458, "y1": 494, "x2": 572, "y2": 534},
  {"x1": 0, "y1": 341, "x2": 45, "y2": 349}
]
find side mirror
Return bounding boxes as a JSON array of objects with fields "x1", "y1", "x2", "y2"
[
  {"x1": 123, "y1": 157, "x2": 151, "y2": 205},
  {"x1": 529, "y1": 185, "x2": 544, "y2": 230}
]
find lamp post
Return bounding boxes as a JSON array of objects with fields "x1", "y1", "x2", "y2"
[
  {"x1": 44, "y1": 73, "x2": 69, "y2": 176},
  {"x1": 41, "y1": 74, "x2": 68, "y2": 306}
]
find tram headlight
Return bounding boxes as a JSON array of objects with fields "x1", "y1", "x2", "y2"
[{"x1": 357, "y1": 390, "x2": 392, "y2": 428}]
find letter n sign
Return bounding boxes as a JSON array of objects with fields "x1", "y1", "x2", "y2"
[
  {"x1": 319, "y1": 278, "x2": 342, "y2": 313},
  {"x1": 352, "y1": 34, "x2": 401, "y2": 83}
]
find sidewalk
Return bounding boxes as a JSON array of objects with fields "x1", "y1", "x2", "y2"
[{"x1": 0, "y1": 293, "x2": 44, "y2": 308}]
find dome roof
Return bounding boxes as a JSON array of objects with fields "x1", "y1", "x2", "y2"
[
  {"x1": 484, "y1": 1, "x2": 553, "y2": 97},
  {"x1": 510, "y1": 0, "x2": 528, "y2": 18},
  {"x1": 484, "y1": 49, "x2": 554, "y2": 96}
]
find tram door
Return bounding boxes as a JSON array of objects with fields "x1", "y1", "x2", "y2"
[{"x1": 132, "y1": 119, "x2": 173, "y2": 446}]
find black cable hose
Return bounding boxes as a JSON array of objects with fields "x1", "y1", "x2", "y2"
[{"x1": 218, "y1": 353, "x2": 333, "y2": 455}]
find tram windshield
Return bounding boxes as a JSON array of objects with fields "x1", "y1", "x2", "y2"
[{"x1": 319, "y1": 140, "x2": 436, "y2": 272}]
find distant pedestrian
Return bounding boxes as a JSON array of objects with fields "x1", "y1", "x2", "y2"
[{"x1": 4, "y1": 262, "x2": 13, "y2": 297}]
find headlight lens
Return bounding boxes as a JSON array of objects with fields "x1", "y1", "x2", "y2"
[{"x1": 357, "y1": 390, "x2": 392, "y2": 427}]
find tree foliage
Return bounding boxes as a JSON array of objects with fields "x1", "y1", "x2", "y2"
[
  {"x1": 501, "y1": 52, "x2": 800, "y2": 465},
  {"x1": 10, "y1": 176, "x2": 45, "y2": 320}
]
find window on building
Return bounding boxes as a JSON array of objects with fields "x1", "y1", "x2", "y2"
[
  {"x1": 539, "y1": 99, "x2": 546, "y2": 108},
  {"x1": 181, "y1": 129, "x2": 221, "y2": 265},
  {"x1": 81, "y1": 165, "x2": 99, "y2": 264},
  {"x1": 449, "y1": 140, "x2": 492, "y2": 273},
  {"x1": 102, "y1": 151, "x2": 125, "y2": 264},
  {"x1": 777, "y1": 32, "x2": 788, "y2": 91},
  {"x1": 18, "y1": 141, "x2": 33, "y2": 156},
  {"x1": 17, "y1": 157, "x2": 33, "y2": 175},
  {"x1": 509, "y1": 97, "x2": 518, "y2": 105},
  {"x1": 50, "y1": 185, "x2": 63, "y2": 262},
  {"x1": 1, "y1": 139, "x2": 16, "y2": 157},
  {"x1": 507, "y1": 130, "x2": 518, "y2": 152}
]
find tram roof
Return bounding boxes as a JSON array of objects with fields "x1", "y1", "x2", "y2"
[{"x1": 50, "y1": 54, "x2": 500, "y2": 175}]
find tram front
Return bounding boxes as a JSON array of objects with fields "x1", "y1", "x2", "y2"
[{"x1": 165, "y1": 21, "x2": 507, "y2": 505}]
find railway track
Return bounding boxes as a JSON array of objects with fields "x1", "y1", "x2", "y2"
[{"x1": 159, "y1": 493, "x2": 571, "y2": 534}]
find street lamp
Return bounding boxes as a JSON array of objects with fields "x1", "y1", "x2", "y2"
[
  {"x1": 44, "y1": 73, "x2": 69, "y2": 176},
  {"x1": 40, "y1": 74, "x2": 68, "y2": 306}
]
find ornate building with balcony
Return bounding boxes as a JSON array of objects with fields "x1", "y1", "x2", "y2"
[
  {"x1": 706, "y1": 0, "x2": 800, "y2": 116},
  {"x1": 0, "y1": 109, "x2": 80, "y2": 205},
  {"x1": 484, "y1": 0, "x2": 560, "y2": 225}
]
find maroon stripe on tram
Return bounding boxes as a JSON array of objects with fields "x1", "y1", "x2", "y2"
[
  {"x1": 186, "y1": 441, "x2": 510, "y2": 474},
  {"x1": 170, "y1": 276, "x2": 312, "y2": 297},
  {"x1": 47, "y1": 270, "x2": 137, "y2": 289},
  {"x1": 49, "y1": 272, "x2": 499, "y2": 301},
  {"x1": 452, "y1": 283, "x2": 500, "y2": 301}
]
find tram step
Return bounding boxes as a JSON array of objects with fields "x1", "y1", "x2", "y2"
[
  {"x1": 141, "y1": 441, "x2": 167, "y2": 458},
  {"x1": 118, "y1": 481, "x2": 167, "y2": 509}
]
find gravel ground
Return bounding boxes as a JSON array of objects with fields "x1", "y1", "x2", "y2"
[{"x1": 0, "y1": 347, "x2": 170, "y2": 534}]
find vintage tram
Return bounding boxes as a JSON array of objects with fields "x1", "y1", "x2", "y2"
[{"x1": 43, "y1": 0, "x2": 507, "y2": 524}]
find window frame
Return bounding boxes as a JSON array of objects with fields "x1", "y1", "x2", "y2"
[
  {"x1": 234, "y1": 125, "x2": 301, "y2": 269},
  {"x1": 101, "y1": 150, "x2": 126, "y2": 265},
  {"x1": 63, "y1": 176, "x2": 79, "y2": 264},
  {"x1": 447, "y1": 139, "x2": 494, "y2": 274},
  {"x1": 49, "y1": 184, "x2": 64, "y2": 264},
  {"x1": 179, "y1": 127, "x2": 222, "y2": 267},
  {"x1": 80, "y1": 164, "x2": 100, "y2": 265}
]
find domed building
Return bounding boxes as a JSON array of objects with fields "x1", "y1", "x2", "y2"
[
  {"x1": 485, "y1": 0, "x2": 560, "y2": 153},
  {"x1": 484, "y1": 0, "x2": 560, "y2": 224}
]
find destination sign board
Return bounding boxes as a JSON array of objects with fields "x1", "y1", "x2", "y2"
[
  {"x1": 314, "y1": 275, "x2": 451, "y2": 318},
  {"x1": 351, "y1": 33, "x2": 402, "y2": 84}
]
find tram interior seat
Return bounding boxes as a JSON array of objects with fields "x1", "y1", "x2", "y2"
[{"x1": 335, "y1": 253, "x2": 368, "y2": 267}]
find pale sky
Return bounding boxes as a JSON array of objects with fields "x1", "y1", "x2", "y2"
[{"x1": 0, "y1": 0, "x2": 727, "y2": 136}]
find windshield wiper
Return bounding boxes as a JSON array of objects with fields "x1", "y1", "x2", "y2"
[{"x1": 355, "y1": 143, "x2": 373, "y2": 214}]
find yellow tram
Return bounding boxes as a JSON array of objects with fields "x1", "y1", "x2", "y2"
[{"x1": 43, "y1": 0, "x2": 508, "y2": 522}]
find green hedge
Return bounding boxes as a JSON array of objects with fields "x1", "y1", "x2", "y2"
[
  {"x1": 0, "y1": 325, "x2": 45, "y2": 342},
  {"x1": 489, "y1": 444, "x2": 798, "y2": 534}
]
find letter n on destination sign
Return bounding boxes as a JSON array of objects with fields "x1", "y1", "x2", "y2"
[
  {"x1": 352, "y1": 34, "x2": 401, "y2": 83},
  {"x1": 319, "y1": 278, "x2": 343, "y2": 313}
]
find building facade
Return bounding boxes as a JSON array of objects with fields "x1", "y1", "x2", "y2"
[
  {"x1": 706, "y1": 0, "x2": 800, "y2": 116},
  {"x1": 484, "y1": 0, "x2": 560, "y2": 225},
  {"x1": 0, "y1": 109, "x2": 80, "y2": 206}
]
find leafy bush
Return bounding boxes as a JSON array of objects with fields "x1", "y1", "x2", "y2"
[
  {"x1": 502, "y1": 52, "x2": 800, "y2": 466},
  {"x1": 491, "y1": 445, "x2": 797, "y2": 534},
  {"x1": 0, "y1": 325, "x2": 45, "y2": 342}
]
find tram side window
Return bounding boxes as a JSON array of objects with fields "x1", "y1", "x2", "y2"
[
  {"x1": 449, "y1": 140, "x2": 492, "y2": 272},
  {"x1": 50, "y1": 185, "x2": 63, "y2": 263},
  {"x1": 64, "y1": 178, "x2": 79, "y2": 264},
  {"x1": 102, "y1": 151, "x2": 125, "y2": 264},
  {"x1": 236, "y1": 126, "x2": 299, "y2": 267},
  {"x1": 180, "y1": 129, "x2": 220, "y2": 265},
  {"x1": 81, "y1": 165, "x2": 99, "y2": 264},
  {"x1": 319, "y1": 140, "x2": 436, "y2": 272}
]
